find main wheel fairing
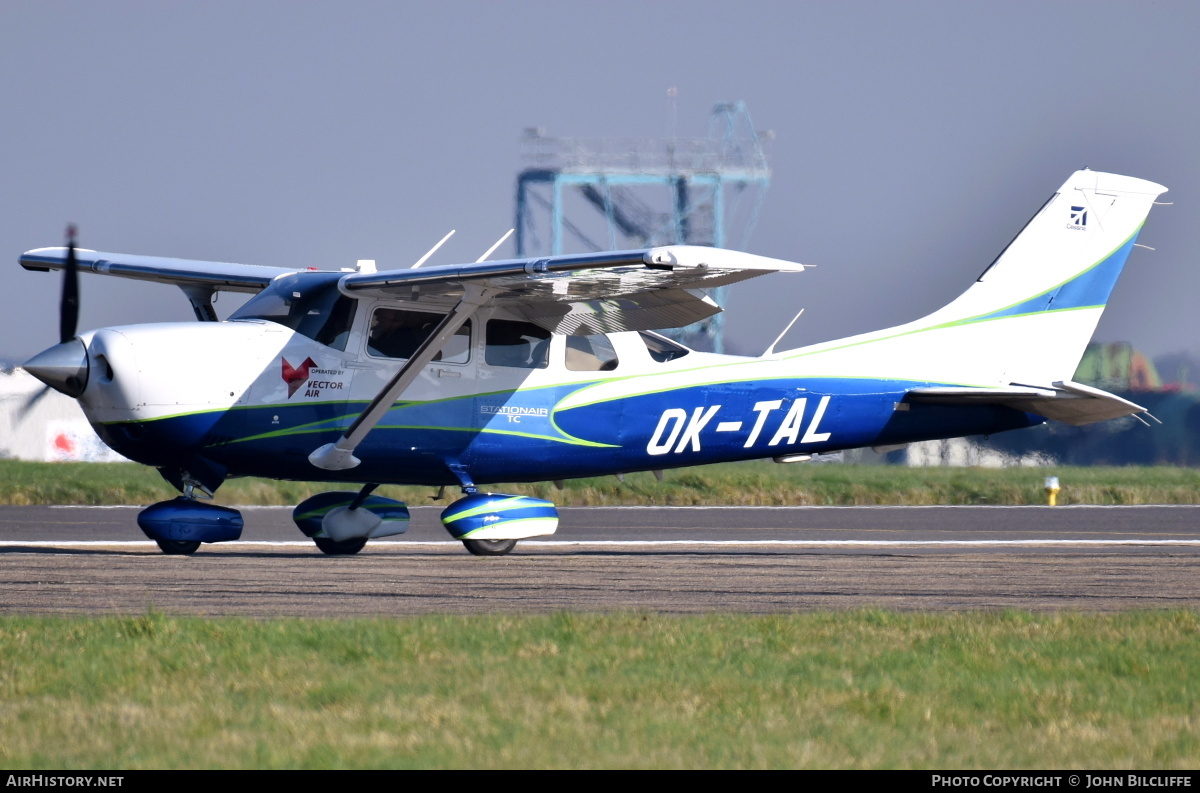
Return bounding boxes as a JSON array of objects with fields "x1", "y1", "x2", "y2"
[{"x1": 440, "y1": 493, "x2": 558, "y2": 540}]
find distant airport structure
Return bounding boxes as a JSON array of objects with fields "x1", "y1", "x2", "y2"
[
  {"x1": 515, "y1": 101, "x2": 771, "y2": 352},
  {"x1": 1, "y1": 369, "x2": 127, "y2": 462}
]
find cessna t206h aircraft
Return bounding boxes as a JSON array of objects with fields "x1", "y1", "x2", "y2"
[{"x1": 20, "y1": 170, "x2": 1166, "y2": 556}]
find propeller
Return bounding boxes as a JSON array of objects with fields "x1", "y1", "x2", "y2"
[
  {"x1": 20, "y1": 224, "x2": 89, "y2": 409},
  {"x1": 18, "y1": 381, "x2": 54, "y2": 415},
  {"x1": 59, "y1": 224, "x2": 79, "y2": 344}
]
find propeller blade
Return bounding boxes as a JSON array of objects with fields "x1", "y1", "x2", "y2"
[
  {"x1": 18, "y1": 384, "x2": 53, "y2": 417},
  {"x1": 59, "y1": 224, "x2": 79, "y2": 344}
]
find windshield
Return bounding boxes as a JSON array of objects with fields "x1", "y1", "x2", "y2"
[{"x1": 230, "y1": 273, "x2": 357, "y2": 351}]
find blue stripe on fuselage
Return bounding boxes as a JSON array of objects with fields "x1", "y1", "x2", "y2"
[{"x1": 97, "y1": 377, "x2": 1043, "y2": 486}]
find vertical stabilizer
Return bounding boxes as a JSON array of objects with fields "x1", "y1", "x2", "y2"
[{"x1": 787, "y1": 170, "x2": 1167, "y2": 388}]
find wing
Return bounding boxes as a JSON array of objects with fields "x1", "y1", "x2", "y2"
[
  {"x1": 20, "y1": 247, "x2": 294, "y2": 293},
  {"x1": 338, "y1": 245, "x2": 807, "y2": 334},
  {"x1": 307, "y1": 244, "x2": 805, "y2": 471},
  {"x1": 20, "y1": 244, "x2": 805, "y2": 332},
  {"x1": 907, "y1": 380, "x2": 1146, "y2": 426}
]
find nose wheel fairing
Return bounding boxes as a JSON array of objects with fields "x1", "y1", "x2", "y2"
[{"x1": 137, "y1": 498, "x2": 244, "y2": 546}]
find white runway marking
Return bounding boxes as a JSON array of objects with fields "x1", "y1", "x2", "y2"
[
  {"x1": 47, "y1": 504, "x2": 1200, "y2": 511},
  {"x1": 6, "y1": 539, "x2": 1200, "y2": 549}
]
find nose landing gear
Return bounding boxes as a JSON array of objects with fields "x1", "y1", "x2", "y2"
[
  {"x1": 136, "y1": 498, "x2": 244, "y2": 555},
  {"x1": 155, "y1": 539, "x2": 202, "y2": 555},
  {"x1": 291, "y1": 487, "x2": 411, "y2": 556},
  {"x1": 312, "y1": 536, "x2": 369, "y2": 556},
  {"x1": 441, "y1": 493, "x2": 559, "y2": 556}
]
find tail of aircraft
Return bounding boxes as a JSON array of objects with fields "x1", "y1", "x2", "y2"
[{"x1": 787, "y1": 170, "x2": 1168, "y2": 394}]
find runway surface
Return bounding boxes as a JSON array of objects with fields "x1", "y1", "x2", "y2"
[{"x1": 1, "y1": 505, "x2": 1198, "y2": 615}]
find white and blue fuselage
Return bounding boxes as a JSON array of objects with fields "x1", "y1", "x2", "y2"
[
  {"x1": 79, "y1": 316, "x2": 1043, "y2": 488},
  {"x1": 19, "y1": 169, "x2": 1169, "y2": 554}
]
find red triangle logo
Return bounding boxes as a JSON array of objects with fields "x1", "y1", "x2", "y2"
[{"x1": 281, "y1": 357, "x2": 316, "y2": 398}]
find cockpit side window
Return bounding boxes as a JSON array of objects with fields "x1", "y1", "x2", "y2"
[
  {"x1": 565, "y1": 334, "x2": 620, "y2": 371},
  {"x1": 638, "y1": 331, "x2": 690, "y2": 362},
  {"x1": 485, "y1": 319, "x2": 550, "y2": 369},
  {"x1": 368, "y1": 308, "x2": 471, "y2": 363}
]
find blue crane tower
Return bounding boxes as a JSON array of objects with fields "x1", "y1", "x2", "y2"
[{"x1": 514, "y1": 101, "x2": 771, "y2": 352}]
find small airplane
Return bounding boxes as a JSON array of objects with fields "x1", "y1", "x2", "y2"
[{"x1": 19, "y1": 169, "x2": 1167, "y2": 556}]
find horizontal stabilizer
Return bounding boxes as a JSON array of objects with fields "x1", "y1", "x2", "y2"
[{"x1": 907, "y1": 380, "x2": 1146, "y2": 426}]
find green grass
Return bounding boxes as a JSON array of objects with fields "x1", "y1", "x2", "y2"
[
  {"x1": 0, "y1": 612, "x2": 1197, "y2": 768},
  {"x1": 5, "y1": 460, "x2": 1198, "y2": 768},
  {"x1": 2, "y1": 458, "x2": 1200, "y2": 506}
]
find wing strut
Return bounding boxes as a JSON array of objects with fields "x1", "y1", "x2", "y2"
[
  {"x1": 180, "y1": 285, "x2": 219, "y2": 322},
  {"x1": 308, "y1": 285, "x2": 493, "y2": 471}
]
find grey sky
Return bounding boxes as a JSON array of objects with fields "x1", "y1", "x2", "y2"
[{"x1": 2, "y1": 1, "x2": 1197, "y2": 364}]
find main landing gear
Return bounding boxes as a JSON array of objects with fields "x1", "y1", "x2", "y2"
[
  {"x1": 462, "y1": 539, "x2": 518, "y2": 557},
  {"x1": 136, "y1": 484, "x2": 561, "y2": 557},
  {"x1": 311, "y1": 536, "x2": 369, "y2": 556},
  {"x1": 291, "y1": 489, "x2": 559, "y2": 557},
  {"x1": 292, "y1": 487, "x2": 411, "y2": 555},
  {"x1": 439, "y1": 493, "x2": 557, "y2": 556}
]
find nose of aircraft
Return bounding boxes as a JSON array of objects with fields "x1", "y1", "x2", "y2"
[{"x1": 23, "y1": 338, "x2": 89, "y2": 397}]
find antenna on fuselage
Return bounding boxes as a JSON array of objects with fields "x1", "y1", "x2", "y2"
[
  {"x1": 411, "y1": 230, "x2": 456, "y2": 268},
  {"x1": 762, "y1": 308, "x2": 805, "y2": 357},
  {"x1": 476, "y1": 229, "x2": 515, "y2": 262}
]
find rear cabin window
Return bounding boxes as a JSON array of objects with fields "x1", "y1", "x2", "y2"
[
  {"x1": 638, "y1": 331, "x2": 690, "y2": 362},
  {"x1": 368, "y1": 308, "x2": 471, "y2": 363},
  {"x1": 565, "y1": 334, "x2": 619, "y2": 371},
  {"x1": 485, "y1": 319, "x2": 550, "y2": 369}
]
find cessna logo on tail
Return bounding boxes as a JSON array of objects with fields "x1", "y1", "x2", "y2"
[{"x1": 1068, "y1": 206, "x2": 1088, "y2": 230}]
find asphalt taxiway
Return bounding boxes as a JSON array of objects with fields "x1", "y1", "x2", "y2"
[{"x1": 1, "y1": 505, "x2": 1197, "y2": 615}]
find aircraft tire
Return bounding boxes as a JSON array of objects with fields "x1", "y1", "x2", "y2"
[
  {"x1": 313, "y1": 537, "x2": 368, "y2": 556},
  {"x1": 462, "y1": 539, "x2": 517, "y2": 557},
  {"x1": 155, "y1": 539, "x2": 201, "y2": 555}
]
